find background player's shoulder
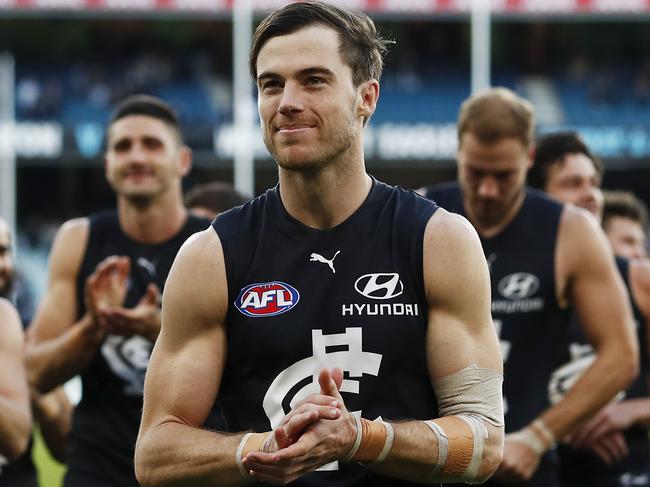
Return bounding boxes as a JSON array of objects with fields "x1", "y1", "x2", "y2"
[
  {"x1": 212, "y1": 187, "x2": 273, "y2": 233},
  {"x1": 525, "y1": 187, "x2": 565, "y2": 211},
  {"x1": 186, "y1": 213, "x2": 212, "y2": 234},
  {"x1": 0, "y1": 297, "x2": 22, "y2": 339},
  {"x1": 420, "y1": 181, "x2": 463, "y2": 214}
]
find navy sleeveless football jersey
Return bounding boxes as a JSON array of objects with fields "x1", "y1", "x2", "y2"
[
  {"x1": 553, "y1": 257, "x2": 650, "y2": 487},
  {"x1": 426, "y1": 183, "x2": 569, "y2": 487},
  {"x1": 0, "y1": 440, "x2": 37, "y2": 487},
  {"x1": 66, "y1": 211, "x2": 210, "y2": 487},
  {"x1": 213, "y1": 179, "x2": 439, "y2": 486}
]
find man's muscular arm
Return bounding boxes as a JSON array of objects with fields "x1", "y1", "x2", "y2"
[
  {"x1": 244, "y1": 210, "x2": 504, "y2": 484},
  {"x1": 25, "y1": 219, "x2": 100, "y2": 393},
  {"x1": 498, "y1": 207, "x2": 639, "y2": 482},
  {"x1": 568, "y1": 258, "x2": 650, "y2": 458},
  {"x1": 551, "y1": 207, "x2": 637, "y2": 434},
  {"x1": 372, "y1": 209, "x2": 504, "y2": 482},
  {"x1": 0, "y1": 299, "x2": 31, "y2": 460}
]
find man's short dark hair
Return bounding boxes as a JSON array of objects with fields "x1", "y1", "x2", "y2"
[
  {"x1": 603, "y1": 190, "x2": 649, "y2": 231},
  {"x1": 185, "y1": 181, "x2": 249, "y2": 215},
  {"x1": 108, "y1": 94, "x2": 183, "y2": 143},
  {"x1": 250, "y1": 1, "x2": 391, "y2": 87},
  {"x1": 529, "y1": 131, "x2": 603, "y2": 190}
]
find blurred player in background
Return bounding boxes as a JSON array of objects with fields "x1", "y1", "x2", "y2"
[
  {"x1": 185, "y1": 180, "x2": 249, "y2": 219},
  {"x1": 25, "y1": 95, "x2": 210, "y2": 487},
  {"x1": 602, "y1": 190, "x2": 648, "y2": 260},
  {"x1": 0, "y1": 216, "x2": 33, "y2": 486},
  {"x1": 530, "y1": 132, "x2": 650, "y2": 487},
  {"x1": 136, "y1": 2, "x2": 505, "y2": 486},
  {"x1": 423, "y1": 88, "x2": 638, "y2": 486}
]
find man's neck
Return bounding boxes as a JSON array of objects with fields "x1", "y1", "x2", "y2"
[
  {"x1": 464, "y1": 191, "x2": 526, "y2": 239},
  {"x1": 117, "y1": 190, "x2": 187, "y2": 244},
  {"x1": 278, "y1": 157, "x2": 372, "y2": 230}
]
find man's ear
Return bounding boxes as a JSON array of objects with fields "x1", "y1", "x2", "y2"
[
  {"x1": 178, "y1": 146, "x2": 193, "y2": 177},
  {"x1": 357, "y1": 79, "x2": 380, "y2": 120}
]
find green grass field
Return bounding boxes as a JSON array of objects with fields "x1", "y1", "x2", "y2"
[{"x1": 32, "y1": 429, "x2": 65, "y2": 487}]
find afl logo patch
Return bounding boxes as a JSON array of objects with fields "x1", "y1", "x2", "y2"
[{"x1": 235, "y1": 282, "x2": 300, "y2": 317}]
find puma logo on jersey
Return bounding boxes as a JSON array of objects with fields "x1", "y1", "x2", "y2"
[
  {"x1": 137, "y1": 257, "x2": 157, "y2": 278},
  {"x1": 310, "y1": 251, "x2": 341, "y2": 274}
]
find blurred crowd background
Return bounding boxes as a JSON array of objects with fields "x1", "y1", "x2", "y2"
[{"x1": 3, "y1": 0, "x2": 650, "y2": 410}]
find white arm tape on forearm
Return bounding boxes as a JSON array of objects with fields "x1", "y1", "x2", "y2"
[
  {"x1": 434, "y1": 363, "x2": 504, "y2": 427},
  {"x1": 421, "y1": 364, "x2": 503, "y2": 483}
]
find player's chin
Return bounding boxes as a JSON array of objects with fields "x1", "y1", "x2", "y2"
[{"x1": 275, "y1": 151, "x2": 323, "y2": 172}]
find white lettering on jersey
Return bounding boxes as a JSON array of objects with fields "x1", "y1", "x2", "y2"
[
  {"x1": 101, "y1": 335, "x2": 152, "y2": 395},
  {"x1": 263, "y1": 327, "x2": 382, "y2": 471}
]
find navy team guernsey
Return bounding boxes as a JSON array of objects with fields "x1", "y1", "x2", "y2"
[
  {"x1": 551, "y1": 257, "x2": 650, "y2": 487},
  {"x1": 66, "y1": 211, "x2": 209, "y2": 487},
  {"x1": 425, "y1": 182, "x2": 570, "y2": 487},
  {"x1": 213, "y1": 179, "x2": 438, "y2": 486},
  {"x1": 0, "y1": 441, "x2": 37, "y2": 487}
]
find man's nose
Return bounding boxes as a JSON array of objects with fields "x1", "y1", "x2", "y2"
[
  {"x1": 478, "y1": 177, "x2": 498, "y2": 198},
  {"x1": 278, "y1": 82, "x2": 304, "y2": 115}
]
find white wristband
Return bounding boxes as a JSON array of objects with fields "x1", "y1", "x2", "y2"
[
  {"x1": 374, "y1": 421, "x2": 394, "y2": 463},
  {"x1": 235, "y1": 432, "x2": 254, "y2": 479},
  {"x1": 343, "y1": 414, "x2": 363, "y2": 463}
]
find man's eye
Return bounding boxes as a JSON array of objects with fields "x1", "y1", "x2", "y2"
[
  {"x1": 262, "y1": 80, "x2": 281, "y2": 90},
  {"x1": 307, "y1": 77, "x2": 325, "y2": 85}
]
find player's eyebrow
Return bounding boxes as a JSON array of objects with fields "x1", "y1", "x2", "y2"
[{"x1": 257, "y1": 66, "x2": 336, "y2": 83}]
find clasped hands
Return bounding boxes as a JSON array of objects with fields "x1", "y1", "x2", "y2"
[
  {"x1": 242, "y1": 367, "x2": 358, "y2": 484},
  {"x1": 84, "y1": 256, "x2": 161, "y2": 342}
]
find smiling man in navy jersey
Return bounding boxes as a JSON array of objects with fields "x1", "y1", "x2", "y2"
[
  {"x1": 136, "y1": 2, "x2": 505, "y2": 486},
  {"x1": 25, "y1": 95, "x2": 211, "y2": 487},
  {"x1": 422, "y1": 88, "x2": 638, "y2": 486}
]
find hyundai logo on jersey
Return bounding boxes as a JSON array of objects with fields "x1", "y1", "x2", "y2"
[
  {"x1": 235, "y1": 282, "x2": 300, "y2": 317},
  {"x1": 354, "y1": 273, "x2": 404, "y2": 300}
]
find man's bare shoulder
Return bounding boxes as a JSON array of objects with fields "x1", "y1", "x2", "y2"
[
  {"x1": 56, "y1": 217, "x2": 89, "y2": 242},
  {"x1": 424, "y1": 207, "x2": 482, "y2": 253},
  {"x1": 48, "y1": 218, "x2": 90, "y2": 278},
  {"x1": 558, "y1": 204, "x2": 611, "y2": 267},
  {"x1": 560, "y1": 203, "x2": 602, "y2": 240},
  {"x1": 0, "y1": 298, "x2": 22, "y2": 343},
  {"x1": 175, "y1": 227, "x2": 223, "y2": 266},
  {"x1": 162, "y1": 228, "x2": 228, "y2": 333},
  {"x1": 423, "y1": 209, "x2": 488, "y2": 301}
]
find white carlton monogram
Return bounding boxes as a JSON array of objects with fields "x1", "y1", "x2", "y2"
[
  {"x1": 354, "y1": 273, "x2": 404, "y2": 300},
  {"x1": 263, "y1": 328, "x2": 382, "y2": 470},
  {"x1": 101, "y1": 335, "x2": 152, "y2": 395},
  {"x1": 309, "y1": 251, "x2": 341, "y2": 274}
]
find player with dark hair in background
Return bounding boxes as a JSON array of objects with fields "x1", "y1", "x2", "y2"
[
  {"x1": 422, "y1": 89, "x2": 638, "y2": 487},
  {"x1": 602, "y1": 190, "x2": 649, "y2": 260},
  {"x1": 531, "y1": 131, "x2": 650, "y2": 487},
  {"x1": 185, "y1": 180, "x2": 250, "y2": 219},
  {"x1": 26, "y1": 95, "x2": 211, "y2": 487}
]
